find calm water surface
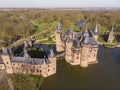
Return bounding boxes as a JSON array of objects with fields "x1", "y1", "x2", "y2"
[{"x1": 41, "y1": 46, "x2": 120, "y2": 90}]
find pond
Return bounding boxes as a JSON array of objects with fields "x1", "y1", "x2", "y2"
[{"x1": 41, "y1": 46, "x2": 120, "y2": 90}]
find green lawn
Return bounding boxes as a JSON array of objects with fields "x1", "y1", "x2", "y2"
[{"x1": 10, "y1": 74, "x2": 43, "y2": 90}]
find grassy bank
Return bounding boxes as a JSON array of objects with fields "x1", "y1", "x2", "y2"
[
  {"x1": 10, "y1": 74, "x2": 43, "y2": 90},
  {"x1": 104, "y1": 43, "x2": 116, "y2": 48}
]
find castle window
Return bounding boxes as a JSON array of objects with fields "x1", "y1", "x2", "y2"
[
  {"x1": 48, "y1": 69, "x2": 50, "y2": 72},
  {"x1": 26, "y1": 69, "x2": 28, "y2": 71},
  {"x1": 33, "y1": 66, "x2": 35, "y2": 68},
  {"x1": 13, "y1": 64, "x2": 15, "y2": 66},
  {"x1": 77, "y1": 53, "x2": 79, "y2": 55},
  {"x1": 6, "y1": 62, "x2": 9, "y2": 64},
  {"x1": 94, "y1": 54, "x2": 96, "y2": 57},
  {"x1": 53, "y1": 68, "x2": 55, "y2": 70},
  {"x1": 33, "y1": 70, "x2": 35, "y2": 72},
  {"x1": 39, "y1": 66, "x2": 41, "y2": 68},
  {"x1": 40, "y1": 70, "x2": 42, "y2": 73},
  {"x1": 48, "y1": 65, "x2": 49, "y2": 67},
  {"x1": 37, "y1": 70, "x2": 39, "y2": 72},
  {"x1": 77, "y1": 57, "x2": 79, "y2": 59}
]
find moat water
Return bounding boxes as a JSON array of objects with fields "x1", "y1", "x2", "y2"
[{"x1": 41, "y1": 46, "x2": 120, "y2": 90}]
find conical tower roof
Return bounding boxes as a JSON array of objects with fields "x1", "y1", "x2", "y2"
[
  {"x1": 75, "y1": 41, "x2": 81, "y2": 48},
  {"x1": 49, "y1": 49, "x2": 55, "y2": 58},
  {"x1": 56, "y1": 19, "x2": 63, "y2": 32},
  {"x1": 110, "y1": 23, "x2": 114, "y2": 32},
  {"x1": 82, "y1": 35, "x2": 90, "y2": 44},
  {"x1": 94, "y1": 24, "x2": 98, "y2": 33},
  {"x1": 83, "y1": 28, "x2": 89, "y2": 37}
]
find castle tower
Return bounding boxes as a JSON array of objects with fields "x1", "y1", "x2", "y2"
[
  {"x1": 107, "y1": 24, "x2": 115, "y2": 43},
  {"x1": 55, "y1": 20, "x2": 65, "y2": 52},
  {"x1": 93, "y1": 24, "x2": 99, "y2": 41},
  {"x1": 1, "y1": 47, "x2": 13, "y2": 73},
  {"x1": 72, "y1": 41, "x2": 81, "y2": 65},
  {"x1": 80, "y1": 35, "x2": 90, "y2": 67},
  {"x1": 66, "y1": 28, "x2": 73, "y2": 40},
  {"x1": 65, "y1": 36, "x2": 73, "y2": 63},
  {"x1": 48, "y1": 49, "x2": 56, "y2": 75}
]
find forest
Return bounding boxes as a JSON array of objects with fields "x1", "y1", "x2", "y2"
[{"x1": 0, "y1": 9, "x2": 120, "y2": 47}]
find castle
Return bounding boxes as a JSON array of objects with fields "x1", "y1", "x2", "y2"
[
  {"x1": 0, "y1": 40, "x2": 56, "y2": 77},
  {"x1": 55, "y1": 21, "x2": 99, "y2": 67}
]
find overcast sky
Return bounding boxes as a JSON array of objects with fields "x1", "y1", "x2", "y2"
[{"x1": 0, "y1": 0, "x2": 120, "y2": 8}]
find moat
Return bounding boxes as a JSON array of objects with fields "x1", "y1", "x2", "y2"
[{"x1": 41, "y1": 46, "x2": 120, "y2": 90}]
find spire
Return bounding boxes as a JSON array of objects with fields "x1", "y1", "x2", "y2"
[
  {"x1": 83, "y1": 28, "x2": 89, "y2": 37},
  {"x1": 94, "y1": 24, "x2": 98, "y2": 33},
  {"x1": 76, "y1": 41, "x2": 81, "y2": 48},
  {"x1": 67, "y1": 28, "x2": 73, "y2": 34},
  {"x1": 111, "y1": 23, "x2": 114, "y2": 32},
  {"x1": 82, "y1": 35, "x2": 89, "y2": 44},
  {"x1": 49, "y1": 49, "x2": 55, "y2": 58},
  {"x1": 85, "y1": 28, "x2": 88, "y2": 33},
  {"x1": 56, "y1": 19, "x2": 63, "y2": 32}
]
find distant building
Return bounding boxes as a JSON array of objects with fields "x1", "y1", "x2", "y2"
[
  {"x1": 55, "y1": 21, "x2": 99, "y2": 67},
  {"x1": 0, "y1": 41, "x2": 56, "y2": 77}
]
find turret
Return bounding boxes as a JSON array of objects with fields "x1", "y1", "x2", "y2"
[
  {"x1": 80, "y1": 36, "x2": 90, "y2": 67},
  {"x1": 66, "y1": 28, "x2": 73, "y2": 40},
  {"x1": 49, "y1": 49, "x2": 55, "y2": 58},
  {"x1": 65, "y1": 36, "x2": 73, "y2": 62},
  {"x1": 48, "y1": 49, "x2": 56, "y2": 76},
  {"x1": 93, "y1": 24, "x2": 99, "y2": 41},
  {"x1": 56, "y1": 19, "x2": 63, "y2": 33},
  {"x1": 83, "y1": 28, "x2": 89, "y2": 37},
  {"x1": 55, "y1": 19, "x2": 65, "y2": 52},
  {"x1": 107, "y1": 23, "x2": 115, "y2": 43}
]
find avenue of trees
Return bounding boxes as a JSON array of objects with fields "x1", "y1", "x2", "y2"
[{"x1": 0, "y1": 9, "x2": 120, "y2": 46}]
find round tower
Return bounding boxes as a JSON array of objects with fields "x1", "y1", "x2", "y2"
[
  {"x1": 55, "y1": 20, "x2": 65, "y2": 52},
  {"x1": 80, "y1": 35, "x2": 90, "y2": 68},
  {"x1": 65, "y1": 36, "x2": 73, "y2": 62}
]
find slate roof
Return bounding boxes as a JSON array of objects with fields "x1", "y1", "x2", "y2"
[
  {"x1": 66, "y1": 29, "x2": 73, "y2": 36},
  {"x1": 49, "y1": 49, "x2": 55, "y2": 58},
  {"x1": 73, "y1": 40, "x2": 81, "y2": 48},
  {"x1": 11, "y1": 56, "x2": 51, "y2": 65},
  {"x1": 72, "y1": 29, "x2": 98, "y2": 47}
]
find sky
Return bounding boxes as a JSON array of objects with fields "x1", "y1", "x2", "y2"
[{"x1": 0, "y1": 0, "x2": 120, "y2": 8}]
